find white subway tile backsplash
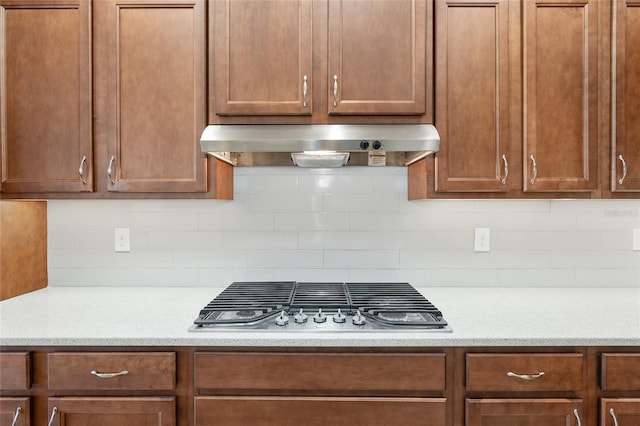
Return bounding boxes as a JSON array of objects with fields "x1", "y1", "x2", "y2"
[{"x1": 47, "y1": 168, "x2": 640, "y2": 287}]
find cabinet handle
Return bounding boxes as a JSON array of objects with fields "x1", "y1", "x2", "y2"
[
  {"x1": 610, "y1": 408, "x2": 620, "y2": 426},
  {"x1": 573, "y1": 408, "x2": 582, "y2": 426},
  {"x1": 529, "y1": 154, "x2": 538, "y2": 184},
  {"x1": 47, "y1": 407, "x2": 58, "y2": 426},
  {"x1": 11, "y1": 407, "x2": 21, "y2": 426},
  {"x1": 78, "y1": 155, "x2": 87, "y2": 184},
  {"x1": 332, "y1": 74, "x2": 338, "y2": 107},
  {"x1": 501, "y1": 154, "x2": 509, "y2": 185},
  {"x1": 91, "y1": 369, "x2": 129, "y2": 378},
  {"x1": 506, "y1": 371, "x2": 545, "y2": 380},
  {"x1": 617, "y1": 154, "x2": 627, "y2": 185},
  {"x1": 303, "y1": 75, "x2": 308, "y2": 107},
  {"x1": 107, "y1": 155, "x2": 116, "y2": 184}
]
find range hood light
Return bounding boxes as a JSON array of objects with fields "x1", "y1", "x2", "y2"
[{"x1": 291, "y1": 151, "x2": 350, "y2": 168}]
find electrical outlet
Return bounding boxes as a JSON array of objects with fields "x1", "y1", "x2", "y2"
[
  {"x1": 634, "y1": 228, "x2": 640, "y2": 251},
  {"x1": 474, "y1": 228, "x2": 490, "y2": 252},
  {"x1": 115, "y1": 228, "x2": 130, "y2": 252}
]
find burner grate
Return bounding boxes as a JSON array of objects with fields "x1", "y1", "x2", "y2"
[{"x1": 290, "y1": 282, "x2": 350, "y2": 311}]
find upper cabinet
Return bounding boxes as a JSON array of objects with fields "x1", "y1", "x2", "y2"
[
  {"x1": 523, "y1": 0, "x2": 599, "y2": 193},
  {"x1": 94, "y1": 0, "x2": 208, "y2": 193},
  {"x1": 210, "y1": 0, "x2": 431, "y2": 121},
  {"x1": 611, "y1": 0, "x2": 640, "y2": 193},
  {"x1": 0, "y1": 0, "x2": 92, "y2": 193}
]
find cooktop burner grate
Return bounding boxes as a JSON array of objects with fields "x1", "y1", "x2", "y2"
[{"x1": 290, "y1": 282, "x2": 351, "y2": 311}]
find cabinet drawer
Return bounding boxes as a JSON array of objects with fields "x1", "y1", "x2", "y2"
[
  {"x1": 466, "y1": 353, "x2": 584, "y2": 392},
  {"x1": 195, "y1": 352, "x2": 445, "y2": 392},
  {"x1": 601, "y1": 353, "x2": 640, "y2": 391},
  {"x1": 48, "y1": 352, "x2": 176, "y2": 391},
  {"x1": 0, "y1": 352, "x2": 30, "y2": 390}
]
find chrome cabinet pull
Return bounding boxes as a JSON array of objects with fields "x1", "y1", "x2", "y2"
[
  {"x1": 47, "y1": 407, "x2": 58, "y2": 426},
  {"x1": 332, "y1": 74, "x2": 338, "y2": 107},
  {"x1": 107, "y1": 155, "x2": 116, "y2": 184},
  {"x1": 78, "y1": 155, "x2": 87, "y2": 184},
  {"x1": 506, "y1": 371, "x2": 545, "y2": 380},
  {"x1": 303, "y1": 75, "x2": 308, "y2": 107},
  {"x1": 11, "y1": 407, "x2": 21, "y2": 426},
  {"x1": 618, "y1": 154, "x2": 627, "y2": 185},
  {"x1": 501, "y1": 154, "x2": 509, "y2": 185},
  {"x1": 91, "y1": 369, "x2": 129, "y2": 378},
  {"x1": 573, "y1": 408, "x2": 582, "y2": 426},
  {"x1": 529, "y1": 154, "x2": 538, "y2": 184},
  {"x1": 610, "y1": 408, "x2": 620, "y2": 426}
]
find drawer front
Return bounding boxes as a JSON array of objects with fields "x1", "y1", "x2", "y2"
[
  {"x1": 0, "y1": 352, "x2": 30, "y2": 390},
  {"x1": 195, "y1": 352, "x2": 446, "y2": 392},
  {"x1": 48, "y1": 352, "x2": 176, "y2": 391},
  {"x1": 466, "y1": 353, "x2": 584, "y2": 392},
  {"x1": 195, "y1": 396, "x2": 446, "y2": 426},
  {"x1": 601, "y1": 353, "x2": 640, "y2": 391}
]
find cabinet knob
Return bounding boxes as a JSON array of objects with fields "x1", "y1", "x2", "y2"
[
  {"x1": 610, "y1": 408, "x2": 619, "y2": 426},
  {"x1": 107, "y1": 155, "x2": 116, "y2": 185},
  {"x1": 501, "y1": 154, "x2": 509, "y2": 185},
  {"x1": 47, "y1": 407, "x2": 58, "y2": 426},
  {"x1": 617, "y1": 154, "x2": 627, "y2": 185},
  {"x1": 506, "y1": 371, "x2": 545, "y2": 380},
  {"x1": 91, "y1": 369, "x2": 129, "y2": 379},
  {"x1": 78, "y1": 155, "x2": 88, "y2": 184},
  {"x1": 573, "y1": 408, "x2": 582, "y2": 426},
  {"x1": 529, "y1": 154, "x2": 538, "y2": 185},
  {"x1": 303, "y1": 75, "x2": 308, "y2": 108},
  {"x1": 332, "y1": 75, "x2": 338, "y2": 107},
  {"x1": 11, "y1": 407, "x2": 21, "y2": 426}
]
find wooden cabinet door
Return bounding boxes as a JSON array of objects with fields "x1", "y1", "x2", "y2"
[
  {"x1": 434, "y1": 0, "x2": 511, "y2": 192},
  {"x1": 96, "y1": 0, "x2": 206, "y2": 193},
  {"x1": 47, "y1": 397, "x2": 174, "y2": 426},
  {"x1": 466, "y1": 399, "x2": 584, "y2": 426},
  {"x1": 327, "y1": 0, "x2": 427, "y2": 115},
  {"x1": 211, "y1": 0, "x2": 313, "y2": 117},
  {"x1": 0, "y1": 397, "x2": 29, "y2": 426},
  {"x1": 611, "y1": 0, "x2": 640, "y2": 192},
  {"x1": 196, "y1": 396, "x2": 446, "y2": 426},
  {"x1": 601, "y1": 399, "x2": 640, "y2": 426},
  {"x1": 0, "y1": 0, "x2": 92, "y2": 193},
  {"x1": 523, "y1": 0, "x2": 598, "y2": 192}
]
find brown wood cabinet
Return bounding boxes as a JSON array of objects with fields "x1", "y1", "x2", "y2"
[
  {"x1": 94, "y1": 0, "x2": 207, "y2": 193},
  {"x1": 0, "y1": 352, "x2": 30, "y2": 426},
  {"x1": 600, "y1": 353, "x2": 640, "y2": 426},
  {"x1": 0, "y1": 397, "x2": 29, "y2": 426},
  {"x1": 610, "y1": 0, "x2": 640, "y2": 193},
  {"x1": 467, "y1": 399, "x2": 584, "y2": 426},
  {"x1": 433, "y1": 0, "x2": 512, "y2": 193},
  {"x1": 210, "y1": 0, "x2": 430, "y2": 120},
  {"x1": 47, "y1": 397, "x2": 175, "y2": 426},
  {"x1": 0, "y1": 0, "x2": 92, "y2": 193}
]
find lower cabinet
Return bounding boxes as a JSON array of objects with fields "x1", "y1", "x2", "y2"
[
  {"x1": 600, "y1": 399, "x2": 640, "y2": 426},
  {"x1": 600, "y1": 353, "x2": 640, "y2": 426},
  {"x1": 0, "y1": 397, "x2": 29, "y2": 426},
  {"x1": 466, "y1": 399, "x2": 583, "y2": 425},
  {"x1": 47, "y1": 397, "x2": 175, "y2": 426},
  {"x1": 195, "y1": 396, "x2": 446, "y2": 425}
]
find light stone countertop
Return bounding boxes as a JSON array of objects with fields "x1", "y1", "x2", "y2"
[{"x1": 0, "y1": 286, "x2": 639, "y2": 347}]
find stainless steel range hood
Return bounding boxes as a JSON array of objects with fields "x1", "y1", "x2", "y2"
[{"x1": 200, "y1": 124, "x2": 439, "y2": 167}]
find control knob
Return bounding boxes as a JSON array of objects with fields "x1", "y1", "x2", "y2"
[
  {"x1": 294, "y1": 308, "x2": 308, "y2": 324},
  {"x1": 352, "y1": 309, "x2": 366, "y2": 326},
  {"x1": 359, "y1": 140, "x2": 370, "y2": 150},
  {"x1": 275, "y1": 311, "x2": 289, "y2": 326},
  {"x1": 372, "y1": 140, "x2": 382, "y2": 150},
  {"x1": 313, "y1": 308, "x2": 327, "y2": 323},
  {"x1": 333, "y1": 308, "x2": 346, "y2": 323}
]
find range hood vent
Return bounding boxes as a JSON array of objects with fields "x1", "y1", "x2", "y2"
[{"x1": 200, "y1": 124, "x2": 439, "y2": 167}]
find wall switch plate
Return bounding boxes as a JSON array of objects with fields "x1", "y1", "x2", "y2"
[
  {"x1": 474, "y1": 228, "x2": 490, "y2": 252},
  {"x1": 634, "y1": 228, "x2": 640, "y2": 251},
  {"x1": 115, "y1": 228, "x2": 130, "y2": 252}
]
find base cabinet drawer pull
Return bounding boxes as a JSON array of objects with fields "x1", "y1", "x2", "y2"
[
  {"x1": 610, "y1": 408, "x2": 619, "y2": 426},
  {"x1": 47, "y1": 407, "x2": 58, "y2": 426},
  {"x1": 11, "y1": 407, "x2": 21, "y2": 426},
  {"x1": 573, "y1": 408, "x2": 582, "y2": 426},
  {"x1": 91, "y1": 369, "x2": 129, "y2": 378},
  {"x1": 506, "y1": 371, "x2": 545, "y2": 380}
]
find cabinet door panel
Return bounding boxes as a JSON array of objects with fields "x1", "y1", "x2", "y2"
[
  {"x1": 47, "y1": 397, "x2": 174, "y2": 426},
  {"x1": 212, "y1": 0, "x2": 313, "y2": 116},
  {"x1": 0, "y1": 397, "x2": 29, "y2": 426},
  {"x1": 434, "y1": 0, "x2": 510, "y2": 192},
  {"x1": 466, "y1": 399, "x2": 583, "y2": 426},
  {"x1": 612, "y1": 0, "x2": 640, "y2": 192},
  {"x1": 196, "y1": 396, "x2": 445, "y2": 426},
  {"x1": 328, "y1": 0, "x2": 426, "y2": 115},
  {"x1": 0, "y1": 0, "x2": 92, "y2": 193},
  {"x1": 523, "y1": 0, "x2": 598, "y2": 192},
  {"x1": 601, "y1": 398, "x2": 640, "y2": 426},
  {"x1": 101, "y1": 0, "x2": 206, "y2": 192}
]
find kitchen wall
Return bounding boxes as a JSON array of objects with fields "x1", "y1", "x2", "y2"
[{"x1": 48, "y1": 167, "x2": 640, "y2": 287}]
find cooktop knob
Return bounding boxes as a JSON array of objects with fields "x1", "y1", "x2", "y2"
[
  {"x1": 352, "y1": 309, "x2": 366, "y2": 326},
  {"x1": 313, "y1": 308, "x2": 327, "y2": 323},
  {"x1": 275, "y1": 311, "x2": 289, "y2": 326},
  {"x1": 333, "y1": 308, "x2": 346, "y2": 323},
  {"x1": 372, "y1": 140, "x2": 382, "y2": 150},
  {"x1": 359, "y1": 140, "x2": 369, "y2": 150},
  {"x1": 294, "y1": 308, "x2": 308, "y2": 324}
]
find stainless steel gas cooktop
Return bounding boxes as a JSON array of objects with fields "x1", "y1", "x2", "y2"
[{"x1": 189, "y1": 281, "x2": 451, "y2": 332}]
